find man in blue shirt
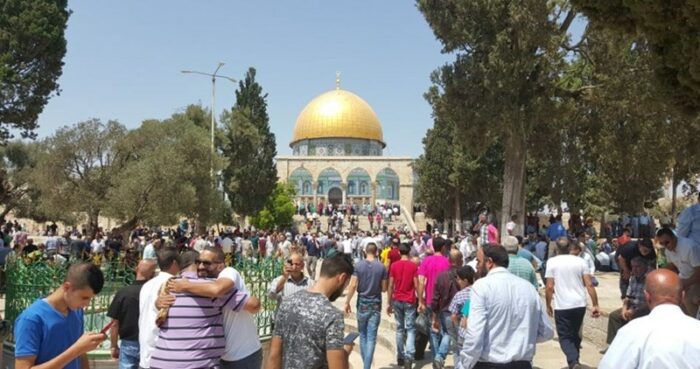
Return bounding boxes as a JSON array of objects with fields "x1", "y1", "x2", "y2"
[
  {"x1": 547, "y1": 215, "x2": 567, "y2": 242},
  {"x1": 15, "y1": 263, "x2": 106, "y2": 369}
]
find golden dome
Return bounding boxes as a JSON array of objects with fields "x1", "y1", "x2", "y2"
[{"x1": 291, "y1": 89, "x2": 385, "y2": 147}]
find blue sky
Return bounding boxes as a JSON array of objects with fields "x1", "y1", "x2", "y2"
[{"x1": 37, "y1": 1, "x2": 584, "y2": 157}]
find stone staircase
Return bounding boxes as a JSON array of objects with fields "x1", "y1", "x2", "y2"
[{"x1": 293, "y1": 213, "x2": 413, "y2": 234}]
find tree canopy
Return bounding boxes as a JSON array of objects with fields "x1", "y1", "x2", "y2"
[
  {"x1": 0, "y1": 0, "x2": 70, "y2": 141},
  {"x1": 106, "y1": 106, "x2": 224, "y2": 231},
  {"x1": 250, "y1": 183, "x2": 296, "y2": 231},
  {"x1": 418, "y1": 0, "x2": 574, "y2": 234},
  {"x1": 19, "y1": 105, "x2": 227, "y2": 233},
  {"x1": 221, "y1": 67, "x2": 278, "y2": 218},
  {"x1": 418, "y1": 1, "x2": 700, "y2": 224},
  {"x1": 573, "y1": 0, "x2": 700, "y2": 113},
  {"x1": 30, "y1": 119, "x2": 128, "y2": 234}
]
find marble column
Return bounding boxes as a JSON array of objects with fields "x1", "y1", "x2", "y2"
[{"x1": 341, "y1": 182, "x2": 348, "y2": 204}]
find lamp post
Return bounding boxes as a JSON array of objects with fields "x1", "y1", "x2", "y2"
[{"x1": 181, "y1": 63, "x2": 237, "y2": 177}]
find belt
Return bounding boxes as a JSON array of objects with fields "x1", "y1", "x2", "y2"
[{"x1": 473, "y1": 361, "x2": 532, "y2": 369}]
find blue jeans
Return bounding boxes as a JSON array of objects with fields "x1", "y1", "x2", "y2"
[
  {"x1": 357, "y1": 298, "x2": 381, "y2": 369},
  {"x1": 119, "y1": 339, "x2": 139, "y2": 369},
  {"x1": 429, "y1": 310, "x2": 452, "y2": 362},
  {"x1": 392, "y1": 301, "x2": 416, "y2": 361}
]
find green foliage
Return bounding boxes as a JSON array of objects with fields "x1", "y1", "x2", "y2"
[
  {"x1": 221, "y1": 67, "x2": 278, "y2": 218},
  {"x1": 30, "y1": 119, "x2": 128, "y2": 232},
  {"x1": 0, "y1": 141, "x2": 38, "y2": 218},
  {"x1": 24, "y1": 106, "x2": 227, "y2": 232},
  {"x1": 571, "y1": 29, "x2": 675, "y2": 214},
  {"x1": 0, "y1": 0, "x2": 70, "y2": 141},
  {"x1": 105, "y1": 107, "x2": 225, "y2": 229},
  {"x1": 417, "y1": 0, "x2": 574, "y2": 229},
  {"x1": 573, "y1": 0, "x2": 700, "y2": 113},
  {"x1": 414, "y1": 90, "x2": 503, "y2": 221},
  {"x1": 250, "y1": 183, "x2": 296, "y2": 231}
]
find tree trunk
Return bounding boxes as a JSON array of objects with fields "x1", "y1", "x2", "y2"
[
  {"x1": 671, "y1": 166, "x2": 677, "y2": 225},
  {"x1": 114, "y1": 217, "x2": 139, "y2": 243},
  {"x1": 0, "y1": 205, "x2": 13, "y2": 220},
  {"x1": 500, "y1": 131, "x2": 527, "y2": 241},
  {"x1": 454, "y1": 192, "x2": 462, "y2": 236},
  {"x1": 87, "y1": 211, "x2": 100, "y2": 237}
]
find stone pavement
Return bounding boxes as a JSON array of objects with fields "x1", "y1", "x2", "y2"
[
  {"x1": 0, "y1": 266, "x2": 620, "y2": 369},
  {"x1": 339, "y1": 271, "x2": 623, "y2": 369}
]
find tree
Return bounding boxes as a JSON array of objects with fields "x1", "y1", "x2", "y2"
[
  {"x1": 0, "y1": 140, "x2": 38, "y2": 218},
  {"x1": 250, "y1": 183, "x2": 296, "y2": 231},
  {"x1": 221, "y1": 68, "x2": 277, "y2": 218},
  {"x1": 30, "y1": 119, "x2": 128, "y2": 234},
  {"x1": 418, "y1": 0, "x2": 575, "y2": 236},
  {"x1": 0, "y1": 0, "x2": 70, "y2": 141},
  {"x1": 573, "y1": 29, "x2": 676, "y2": 215},
  {"x1": 105, "y1": 109, "x2": 224, "y2": 232},
  {"x1": 415, "y1": 75, "x2": 503, "y2": 232},
  {"x1": 572, "y1": 0, "x2": 700, "y2": 113}
]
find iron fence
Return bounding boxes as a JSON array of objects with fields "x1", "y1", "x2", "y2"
[{"x1": 4, "y1": 255, "x2": 282, "y2": 344}]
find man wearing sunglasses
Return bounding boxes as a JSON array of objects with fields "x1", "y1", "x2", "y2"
[
  {"x1": 152, "y1": 250, "x2": 254, "y2": 369},
  {"x1": 168, "y1": 247, "x2": 263, "y2": 369}
]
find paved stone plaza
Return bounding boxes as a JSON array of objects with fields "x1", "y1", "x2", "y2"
[
  {"x1": 0, "y1": 269, "x2": 621, "y2": 369},
  {"x1": 340, "y1": 272, "x2": 624, "y2": 369}
]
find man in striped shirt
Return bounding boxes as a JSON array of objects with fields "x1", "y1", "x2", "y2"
[{"x1": 151, "y1": 250, "x2": 258, "y2": 369}]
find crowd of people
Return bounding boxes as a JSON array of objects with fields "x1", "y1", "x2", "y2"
[{"x1": 7, "y1": 193, "x2": 700, "y2": 369}]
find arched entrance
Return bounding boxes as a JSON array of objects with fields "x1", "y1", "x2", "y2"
[{"x1": 328, "y1": 187, "x2": 343, "y2": 205}]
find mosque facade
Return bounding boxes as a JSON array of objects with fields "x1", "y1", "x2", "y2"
[{"x1": 276, "y1": 84, "x2": 415, "y2": 214}]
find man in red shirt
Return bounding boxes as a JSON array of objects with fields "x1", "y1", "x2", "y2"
[
  {"x1": 388, "y1": 237, "x2": 402, "y2": 267},
  {"x1": 387, "y1": 243, "x2": 418, "y2": 369}
]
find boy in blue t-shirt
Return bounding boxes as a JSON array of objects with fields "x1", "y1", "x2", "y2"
[{"x1": 15, "y1": 263, "x2": 106, "y2": 369}]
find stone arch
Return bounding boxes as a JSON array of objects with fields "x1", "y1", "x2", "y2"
[
  {"x1": 317, "y1": 168, "x2": 342, "y2": 195},
  {"x1": 346, "y1": 168, "x2": 371, "y2": 196},
  {"x1": 288, "y1": 167, "x2": 313, "y2": 196},
  {"x1": 376, "y1": 167, "x2": 400, "y2": 201}
]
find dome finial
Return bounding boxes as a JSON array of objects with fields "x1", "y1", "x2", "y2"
[{"x1": 335, "y1": 71, "x2": 341, "y2": 90}]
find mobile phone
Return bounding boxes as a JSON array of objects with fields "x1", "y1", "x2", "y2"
[
  {"x1": 343, "y1": 332, "x2": 359, "y2": 345},
  {"x1": 100, "y1": 320, "x2": 115, "y2": 334}
]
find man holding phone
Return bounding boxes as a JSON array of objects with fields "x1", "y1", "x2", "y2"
[
  {"x1": 267, "y1": 252, "x2": 314, "y2": 306},
  {"x1": 266, "y1": 254, "x2": 355, "y2": 369},
  {"x1": 14, "y1": 263, "x2": 106, "y2": 369}
]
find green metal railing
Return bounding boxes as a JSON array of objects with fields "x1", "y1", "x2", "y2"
[{"x1": 3, "y1": 255, "x2": 282, "y2": 345}]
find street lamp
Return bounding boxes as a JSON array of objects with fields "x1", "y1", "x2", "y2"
[{"x1": 181, "y1": 63, "x2": 237, "y2": 177}]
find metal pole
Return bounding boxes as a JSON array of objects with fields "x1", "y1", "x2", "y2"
[
  {"x1": 211, "y1": 75, "x2": 216, "y2": 179},
  {"x1": 180, "y1": 64, "x2": 234, "y2": 181}
]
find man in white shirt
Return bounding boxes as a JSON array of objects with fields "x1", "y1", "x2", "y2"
[
  {"x1": 138, "y1": 248, "x2": 181, "y2": 369},
  {"x1": 219, "y1": 232, "x2": 232, "y2": 252},
  {"x1": 456, "y1": 245, "x2": 554, "y2": 369},
  {"x1": 677, "y1": 193, "x2": 700, "y2": 245},
  {"x1": 193, "y1": 234, "x2": 209, "y2": 252},
  {"x1": 169, "y1": 247, "x2": 263, "y2": 369},
  {"x1": 545, "y1": 238, "x2": 600, "y2": 369},
  {"x1": 459, "y1": 234, "x2": 475, "y2": 262},
  {"x1": 506, "y1": 214, "x2": 519, "y2": 237},
  {"x1": 341, "y1": 236, "x2": 353, "y2": 256},
  {"x1": 280, "y1": 234, "x2": 292, "y2": 259},
  {"x1": 90, "y1": 234, "x2": 105, "y2": 254},
  {"x1": 655, "y1": 227, "x2": 700, "y2": 316},
  {"x1": 599, "y1": 269, "x2": 700, "y2": 369}
]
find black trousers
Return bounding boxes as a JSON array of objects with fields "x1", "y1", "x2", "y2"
[
  {"x1": 554, "y1": 307, "x2": 586, "y2": 366},
  {"x1": 415, "y1": 331, "x2": 429, "y2": 360},
  {"x1": 474, "y1": 361, "x2": 532, "y2": 369}
]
